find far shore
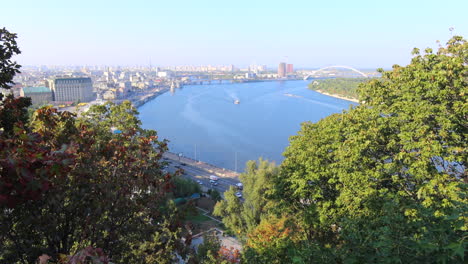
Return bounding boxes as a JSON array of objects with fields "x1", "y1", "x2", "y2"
[{"x1": 315, "y1": 89, "x2": 359, "y2": 103}]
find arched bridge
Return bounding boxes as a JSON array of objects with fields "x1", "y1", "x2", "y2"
[{"x1": 304, "y1": 65, "x2": 368, "y2": 80}]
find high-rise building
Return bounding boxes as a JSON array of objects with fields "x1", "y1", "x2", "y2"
[
  {"x1": 286, "y1": 64, "x2": 294, "y2": 73},
  {"x1": 278, "y1": 62, "x2": 286, "y2": 77},
  {"x1": 47, "y1": 77, "x2": 94, "y2": 102}
]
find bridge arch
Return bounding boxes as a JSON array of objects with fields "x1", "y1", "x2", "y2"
[{"x1": 304, "y1": 65, "x2": 368, "y2": 80}]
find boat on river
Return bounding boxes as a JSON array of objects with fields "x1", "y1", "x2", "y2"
[
  {"x1": 234, "y1": 99, "x2": 240, "y2": 104},
  {"x1": 284, "y1": 93, "x2": 303, "y2": 98}
]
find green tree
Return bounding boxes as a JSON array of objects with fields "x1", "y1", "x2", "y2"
[
  {"x1": 239, "y1": 159, "x2": 279, "y2": 234},
  {"x1": 0, "y1": 27, "x2": 21, "y2": 90},
  {"x1": 213, "y1": 187, "x2": 244, "y2": 236},
  {"x1": 208, "y1": 189, "x2": 222, "y2": 202},
  {"x1": 173, "y1": 176, "x2": 202, "y2": 198},
  {"x1": 275, "y1": 36, "x2": 467, "y2": 263},
  {"x1": 213, "y1": 159, "x2": 279, "y2": 239},
  {"x1": 81, "y1": 101, "x2": 141, "y2": 133},
  {"x1": 308, "y1": 77, "x2": 367, "y2": 100},
  {"x1": 196, "y1": 233, "x2": 222, "y2": 263}
]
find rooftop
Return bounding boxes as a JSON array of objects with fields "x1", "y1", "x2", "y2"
[
  {"x1": 55, "y1": 77, "x2": 91, "y2": 81},
  {"x1": 22, "y1": 86, "x2": 51, "y2": 94}
]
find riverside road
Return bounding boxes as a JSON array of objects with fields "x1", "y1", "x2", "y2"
[{"x1": 163, "y1": 152, "x2": 241, "y2": 195}]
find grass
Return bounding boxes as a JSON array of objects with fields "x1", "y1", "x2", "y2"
[
  {"x1": 186, "y1": 212, "x2": 211, "y2": 223},
  {"x1": 183, "y1": 208, "x2": 223, "y2": 235}
]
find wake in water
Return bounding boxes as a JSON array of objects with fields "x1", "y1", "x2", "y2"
[
  {"x1": 284, "y1": 93, "x2": 303, "y2": 98},
  {"x1": 225, "y1": 89, "x2": 239, "y2": 102}
]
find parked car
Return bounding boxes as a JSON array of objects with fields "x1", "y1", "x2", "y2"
[
  {"x1": 196, "y1": 180, "x2": 203, "y2": 185},
  {"x1": 209, "y1": 180, "x2": 218, "y2": 185},
  {"x1": 209, "y1": 175, "x2": 219, "y2": 181},
  {"x1": 235, "y1": 192, "x2": 242, "y2": 198}
]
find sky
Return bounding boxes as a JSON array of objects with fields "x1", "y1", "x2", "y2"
[{"x1": 2, "y1": 0, "x2": 467, "y2": 69}]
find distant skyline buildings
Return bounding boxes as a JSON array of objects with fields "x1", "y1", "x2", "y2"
[{"x1": 278, "y1": 62, "x2": 286, "y2": 77}]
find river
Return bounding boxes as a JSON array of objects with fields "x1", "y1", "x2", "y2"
[{"x1": 139, "y1": 80, "x2": 356, "y2": 172}]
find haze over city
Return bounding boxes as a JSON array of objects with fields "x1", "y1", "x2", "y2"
[{"x1": 3, "y1": 0, "x2": 467, "y2": 68}]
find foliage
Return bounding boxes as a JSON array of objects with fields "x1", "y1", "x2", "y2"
[
  {"x1": 217, "y1": 246, "x2": 241, "y2": 263},
  {"x1": 213, "y1": 159, "x2": 279, "y2": 239},
  {"x1": 308, "y1": 77, "x2": 367, "y2": 100},
  {"x1": 0, "y1": 27, "x2": 21, "y2": 90},
  {"x1": 0, "y1": 29, "x2": 189, "y2": 263},
  {"x1": 172, "y1": 176, "x2": 202, "y2": 198},
  {"x1": 196, "y1": 233, "x2": 222, "y2": 263},
  {"x1": 0, "y1": 96, "x2": 75, "y2": 208},
  {"x1": 0, "y1": 101, "x2": 187, "y2": 263},
  {"x1": 239, "y1": 159, "x2": 279, "y2": 234},
  {"x1": 242, "y1": 215, "x2": 305, "y2": 264},
  {"x1": 81, "y1": 100, "x2": 141, "y2": 133},
  {"x1": 196, "y1": 232, "x2": 241, "y2": 264},
  {"x1": 61, "y1": 246, "x2": 110, "y2": 264},
  {"x1": 207, "y1": 188, "x2": 222, "y2": 202},
  {"x1": 276, "y1": 36, "x2": 467, "y2": 262},
  {"x1": 213, "y1": 187, "x2": 244, "y2": 236}
]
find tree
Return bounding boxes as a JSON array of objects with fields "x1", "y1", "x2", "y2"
[
  {"x1": 213, "y1": 187, "x2": 244, "y2": 236},
  {"x1": 0, "y1": 28, "x2": 190, "y2": 263},
  {"x1": 275, "y1": 36, "x2": 467, "y2": 262},
  {"x1": 173, "y1": 176, "x2": 201, "y2": 198},
  {"x1": 238, "y1": 159, "x2": 279, "y2": 234},
  {"x1": 0, "y1": 28, "x2": 74, "y2": 209},
  {"x1": 196, "y1": 233, "x2": 222, "y2": 263},
  {"x1": 0, "y1": 27, "x2": 21, "y2": 91},
  {"x1": 242, "y1": 215, "x2": 328, "y2": 264},
  {"x1": 213, "y1": 159, "x2": 279, "y2": 238},
  {"x1": 208, "y1": 189, "x2": 222, "y2": 202},
  {"x1": 0, "y1": 101, "x2": 188, "y2": 263},
  {"x1": 308, "y1": 77, "x2": 366, "y2": 100}
]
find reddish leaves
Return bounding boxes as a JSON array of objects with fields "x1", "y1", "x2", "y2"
[{"x1": 0, "y1": 96, "x2": 76, "y2": 207}]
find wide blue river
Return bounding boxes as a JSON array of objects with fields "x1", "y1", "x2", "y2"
[{"x1": 139, "y1": 80, "x2": 356, "y2": 171}]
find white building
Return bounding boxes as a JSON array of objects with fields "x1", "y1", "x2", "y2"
[
  {"x1": 47, "y1": 77, "x2": 94, "y2": 102},
  {"x1": 157, "y1": 71, "x2": 173, "y2": 78}
]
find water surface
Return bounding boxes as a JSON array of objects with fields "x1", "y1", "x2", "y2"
[{"x1": 139, "y1": 80, "x2": 356, "y2": 171}]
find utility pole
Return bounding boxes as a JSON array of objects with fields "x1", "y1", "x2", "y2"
[
  {"x1": 235, "y1": 152, "x2": 238, "y2": 172},
  {"x1": 194, "y1": 144, "x2": 197, "y2": 161}
]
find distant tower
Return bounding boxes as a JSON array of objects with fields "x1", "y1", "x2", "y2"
[
  {"x1": 286, "y1": 64, "x2": 294, "y2": 73},
  {"x1": 278, "y1": 62, "x2": 286, "y2": 77}
]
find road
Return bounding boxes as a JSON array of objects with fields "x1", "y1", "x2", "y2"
[{"x1": 162, "y1": 153, "x2": 241, "y2": 195}]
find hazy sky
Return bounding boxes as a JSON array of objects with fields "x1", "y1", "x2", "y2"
[{"x1": 2, "y1": 0, "x2": 467, "y2": 68}]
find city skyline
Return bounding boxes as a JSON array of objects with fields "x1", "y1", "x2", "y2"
[{"x1": 2, "y1": 0, "x2": 467, "y2": 68}]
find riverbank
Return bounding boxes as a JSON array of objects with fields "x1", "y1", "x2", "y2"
[
  {"x1": 132, "y1": 87, "x2": 169, "y2": 108},
  {"x1": 164, "y1": 152, "x2": 240, "y2": 180},
  {"x1": 111, "y1": 86, "x2": 170, "y2": 108},
  {"x1": 315, "y1": 89, "x2": 359, "y2": 103}
]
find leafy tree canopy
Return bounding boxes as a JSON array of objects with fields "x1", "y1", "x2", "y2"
[
  {"x1": 276, "y1": 36, "x2": 467, "y2": 263},
  {"x1": 308, "y1": 77, "x2": 367, "y2": 100},
  {"x1": 0, "y1": 27, "x2": 21, "y2": 91},
  {"x1": 213, "y1": 159, "x2": 279, "y2": 240}
]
